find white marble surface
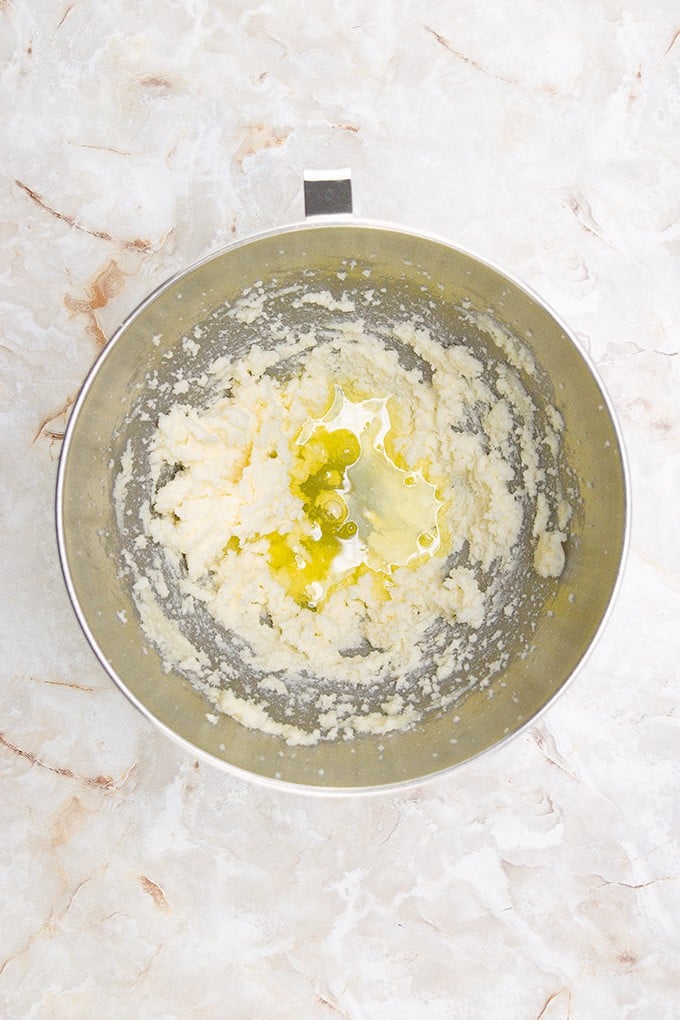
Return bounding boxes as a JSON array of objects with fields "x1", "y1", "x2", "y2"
[{"x1": 1, "y1": 1, "x2": 679, "y2": 1016}]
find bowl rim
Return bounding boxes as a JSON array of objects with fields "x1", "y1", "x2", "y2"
[{"x1": 55, "y1": 216, "x2": 632, "y2": 796}]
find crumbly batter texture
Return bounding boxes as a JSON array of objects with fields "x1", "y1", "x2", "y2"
[{"x1": 116, "y1": 283, "x2": 571, "y2": 745}]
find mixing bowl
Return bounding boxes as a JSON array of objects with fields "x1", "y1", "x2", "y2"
[{"x1": 56, "y1": 193, "x2": 629, "y2": 792}]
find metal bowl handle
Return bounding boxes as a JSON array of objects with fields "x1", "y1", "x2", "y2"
[{"x1": 303, "y1": 168, "x2": 353, "y2": 217}]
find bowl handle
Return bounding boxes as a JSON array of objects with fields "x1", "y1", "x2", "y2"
[{"x1": 303, "y1": 168, "x2": 353, "y2": 218}]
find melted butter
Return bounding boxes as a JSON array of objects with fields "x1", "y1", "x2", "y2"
[{"x1": 268, "y1": 385, "x2": 444, "y2": 609}]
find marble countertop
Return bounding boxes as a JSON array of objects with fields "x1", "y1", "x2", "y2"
[{"x1": 1, "y1": 2, "x2": 678, "y2": 1016}]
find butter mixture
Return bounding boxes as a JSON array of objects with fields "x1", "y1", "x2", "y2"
[{"x1": 117, "y1": 283, "x2": 571, "y2": 745}]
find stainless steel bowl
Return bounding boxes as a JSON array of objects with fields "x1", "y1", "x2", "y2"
[{"x1": 56, "y1": 216, "x2": 629, "y2": 792}]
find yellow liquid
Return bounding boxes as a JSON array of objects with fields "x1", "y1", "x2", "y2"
[{"x1": 268, "y1": 386, "x2": 443, "y2": 609}]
